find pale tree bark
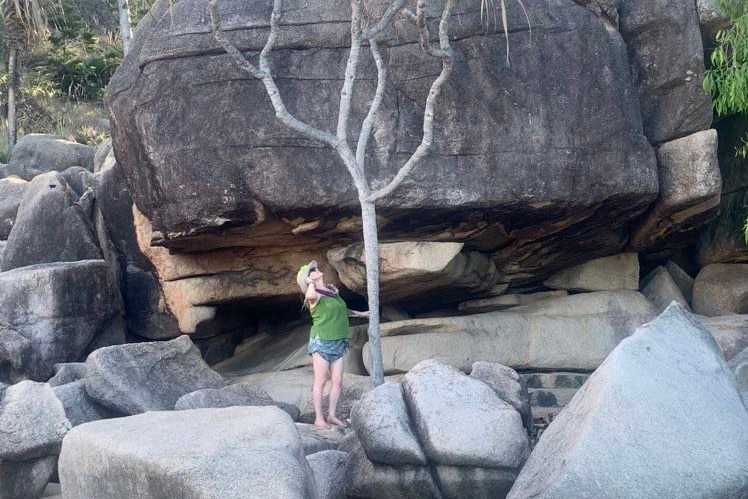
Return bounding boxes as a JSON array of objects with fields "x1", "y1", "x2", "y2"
[
  {"x1": 7, "y1": 47, "x2": 17, "y2": 156},
  {"x1": 209, "y1": 0, "x2": 454, "y2": 386},
  {"x1": 118, "y1": 0, "x2": 133, "y2": 54}
]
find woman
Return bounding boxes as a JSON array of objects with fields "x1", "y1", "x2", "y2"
[{"x1": 297, "y1": 260, "x2": 368, "y2": 429}]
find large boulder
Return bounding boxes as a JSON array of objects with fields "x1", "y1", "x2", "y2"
[
  {"x1": 58, "y1": 407, "x2": 317, "y2": 499},
  {"x1": 6, "y1": 134, "x2": 94, "y2": 181},
  {"x1": 85, "y1": 335, "x2": 226, "y2": 415},
  {"x1": 506, "y1": 303, "x2": 748, "y2": 499},
  {"x1": 618, "y1": 0, "x2": 712, "y2": 145},
  {"x1": 543, "y1": 253, "x2": 639, "y2": 292},
  {"x1": 53, "y1": 380, "x2": 120, "y2": 427},
  {"x1": 1, "y1": 172, "x2": 102, "y2": 272},
  {"x1": 0, "y1": 381, "x2": 71, "y2": 499},
  {"x1": 629, "y1": 130, "x2": 721, "y2": 252},
  {"x1": 0, "y1": 260, "x2": 124, "y2": 380},
  {"x1": 693, "y1": 264, "x2": 748, "y2": 316},
  {"x1": 641, "y1": 266, "x2": 689, "y2": 313},
  {"x1": 0, "y1": 176, "x2": 28, "y2": 239},
  {"x1": 107, "y1": 0, "x2": 658, "y2": 285},
  {"x1": 403, "y1": 360, "x2": 529, "y2": 469},
  {"x1": 350, "y1": 382, "x2": 427, "y2": 466},
  {"x1": 307, "y1": 450, "x2": 347, "y2": 499},
  {"x1": 470, "y1": 361, "x2": 532, "y2": 435},
  {"x1": 47, "y1": 362, "x2": 87, "y2": 387},
  {"x1": 363, "y1": 291, "x2": 657, "y2": 374},
  {"x1": 328, "y1": 242, "x2": 500, "y2": 311}
]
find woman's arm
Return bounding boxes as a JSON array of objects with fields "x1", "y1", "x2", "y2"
[
  {"x1": 305, "y1": 279, "x2": 319, "y2": 306},
  {"x1": 348, "y1": 309, "x2": 370, "y2": 318}
]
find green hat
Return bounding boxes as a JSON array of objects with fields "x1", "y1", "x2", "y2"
[{"x1": 296, "y1": 260, "x2": 318, "y2": 293}]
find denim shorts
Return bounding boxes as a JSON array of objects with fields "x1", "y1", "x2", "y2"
[{"x1": 308, "y1": 337, "x2": 349, "y2": 363}]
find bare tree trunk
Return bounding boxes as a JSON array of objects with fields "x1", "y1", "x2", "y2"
[
  {"x1": 360, "y1": 200, "x2": 384, "y2": 385},
  {"x1": 118, "y1": 0, "x2": 133, "y2": 54},
  {"x1": 7, "y1": 47, "x2": 17, "y2": 158}
]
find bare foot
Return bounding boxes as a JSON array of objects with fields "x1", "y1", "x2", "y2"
[
  {"x1": 327, "y1": 416, "x2": 348, "y2": 428},
  {"x1": 313, "y1": 419, "x2": 330, "y2": 430}
]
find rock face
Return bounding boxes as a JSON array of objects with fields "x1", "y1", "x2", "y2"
[
  {"x1": 363, "y1": 291, "x2": 657, "y2": 374},
  {"x1": 6, "y1": 133, "x2": 95, "y2": 181},
  {"x1": 629, "y1": 130, "x2": 721, "y2": 251},
  {"x1": 618, "y1": 0, "x2": 712, "y2": 145},
  {"x1": 458, "y1": 291, "x2": 567, "y2": 314},
  {"x1": 0, "y1": 381, "x2": 71, "y2": 499},
  {"x1": 729, "y1": 347, "x2": 748, "y2": 407},
  {"x1": 59, "y1": 407, "x2": 317, "y2": 499},
  {"x1": 328, "y1": 242, "x2": 500, "y2": 310},
  {"x1": 307, "y1": 450, "x2": 347, "y2": 499},
  {"x1": 348, "y1": 360, "x2": 529, "y2": 498},
  {"x1": 470, "y1": 362, "x2": 532, "y2": 435},
  {"x1": 698, "y1": 315, "x2": 748, "y2": 361},
  {"x1": 0, "y1": 176, "x2": 27, "y2": 240},
  {"x1": 85, "y1": 335, "x2": 226, "y2": 414},
  {"x1": 641, "y1": 266, "x2": 689, "y2": 313},
  {"x1": 0, "y1": 260, "x2": 123, "y2": 380},
  {"x1": 53, "y1": 380, "x2": 120, "y2": 427},
  {"x1": 693, "y1": 264, "x2": 748, "y2": 316},
  {"x1": 506, "y1": 303, "x2": 748, "y2": 499},
  {"x1": 1, "y1": 172, "x2": 102, "y2": 271},
  {"x1": 107, "y1": 0, "x2": 660, "y2": 284},
  {"x1": 544, "y1": 253, "x2": 639, "y2": 292}
]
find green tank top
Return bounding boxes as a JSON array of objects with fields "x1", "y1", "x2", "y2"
[{"x1": 310, "y1": 294, "x2": 350, "y2": 341}]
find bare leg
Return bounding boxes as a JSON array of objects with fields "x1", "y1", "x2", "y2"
[
  {"x1": 311, "y1": 353, "x2": 330, "y2": 429},
  {"x1": 327, "y1": 357, "x2": 347, "y2": 428}
]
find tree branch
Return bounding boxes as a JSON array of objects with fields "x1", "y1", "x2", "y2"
[
  {"x1": 361, "y1": 0, "x2": 407, "y2": 40},
  {"x1": 355, "y1": 39, "x2": 387, "y2": 171},
  {"x1": 367, "y1": 0, "x2": 455, "y2": 202},
  {"x1": 208, "y1": 0, "x2": 337, "y2": 146},
  {"x1": 336, "y1": 0, "x2": 363, "y2": 149}
]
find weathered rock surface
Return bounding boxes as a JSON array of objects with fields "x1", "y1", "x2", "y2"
[
  {"x1": 364, "y1": 291, "x2": 657, "y2": 374},
  {"x1": 470, "y1": 362, "x2": 532, "y2": 435},
  {"x1": 458, "y1": 290, "x2": 567, "y2": 314},
  {"x1": 0, "y1": 381, "x2": 70, "y2": 499},
  {"x1": 345, "y1": 440, "x2": 440, "y2": 499},
  {"x1": 107, "y1": 0, "x2": 658, "y2": 286},
  {"x1": 618, "y1": 0, "x2": 712, "y2": 145},
  {"x1": 543, "y1": 253, "x2": 639, "y2": 291},
  {"x1": 693, "y1": 264, "x2": 748, "y2": 316},
  {"x1": 59, "y1": 407, "x2": 316, "y2": 499},
  {"x1": 85, "y1": 335, "x2": 226, "y2": 415},
  {"x1": 665, "y1": 260, "x2": 694, "y2": 303},
  {"x1": 48, "y1": 362, "x2": 87, "y2": 387},
  {"x1": 296, "y1": 423, "x2": 350, "y2": 455},
  {"x1": 641, "y1": 266, "x2": 689, "y2": 313},
  {"x1": 122, "y1": 264, "x2": 181, "y2": 339},
  {"x1": 174, "y1": 383, "x2": 275, "y2": 410},
  {"x1": 506, "y1": 303, "x2": 748, "y2": 499},
  {"x1": 728, "y1": 347, "x2": 748, "y2": 407},
  {"x1": 697, "y1": 0, "x2": 731, "y2": 42},
  {"x1": 629, "y1": 130, "x2": 721, "y2": 251},
  {"x1": 307, "y1": 450, "x2": 347, "y2": 499},
  {"x1": 350, "y1": 382, "x2": 427, "y2": 466},
  {"x1": 403, "y1": 360, "x2": 529, "y2": 468},
  {"x1": 1, "y1": 172, "x2": 102, "y2": 271},
  {"x1": 6, "y1": 134, "x2": 94, "y2": 181},
  {"x1": 0, "y1": 260, "x2": 123, "y2": 380},
  {"x1": 328, "y1": 242, "x2": 499, "y2": 310},
  {"x1": 53, "y1": 379, "x2": 120, "y2": 427},
  {"x1": 698, "y1": 315, "x2": 748, "y2": 361},
  {"x1": 0, "y1": 176, "x2": 27, "y2": 239}
]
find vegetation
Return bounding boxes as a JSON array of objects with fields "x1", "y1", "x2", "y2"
[
  {"x1": 704, "y1": 0, "x2": 748, "y2": 158},
  {"x1": 0, "y1": 0, "x2": 154, "y2": 161}
]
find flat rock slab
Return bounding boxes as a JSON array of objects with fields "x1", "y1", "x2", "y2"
[
  {"x1": 693, "y1": 264, "x2": 748, "y2": 316},
  {"x1": 544, "y1": 253, "x2": 639, "y2": 292},
  {"x1": 328, "y1": 242, "x2": 499, "y2": 310},
  {"x1": 364, "y1": 291, "x2": 657, "y2": 373},
  {"x1": 85, "y1": 335, "x2": 226, "y2": 415},
  {"x1": 458, "y1": 291, "x2": 567, "y2": 314},
  {"x1": 629, "y1": 130, "x2": 721, "y2": 252},
  {"x1": 0, "y1": 260, "x2": 123, "y2": 380},
  {"x1": 507, "y1": 303, "x2": 748, "y2": 499},
  {"x1": 59, "y1": 406, "x2": 315, "y2": 499}
]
